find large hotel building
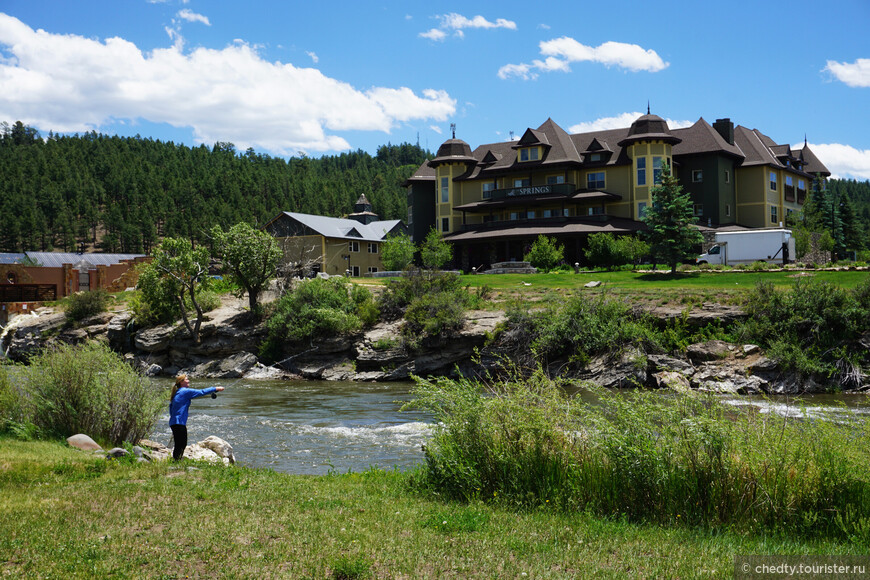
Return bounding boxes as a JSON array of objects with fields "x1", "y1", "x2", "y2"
[{"x1": 404, "y1": 112, "x2": 829, "y2": 269}]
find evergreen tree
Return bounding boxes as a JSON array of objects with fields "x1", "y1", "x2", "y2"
[{"x1": 641, "y1": 164, "x2": 704, "y2": 273}]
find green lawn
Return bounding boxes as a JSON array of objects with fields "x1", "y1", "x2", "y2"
[
  {"x1": 1, "y1": 438, "x2": 866, "y2": 579},
  {"x1": 359, "y1": 268, "x2": 870, "y2": 307}
]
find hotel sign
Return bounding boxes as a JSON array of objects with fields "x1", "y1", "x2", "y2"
[{"x1": 507, "y1": 185, "x2": 553, "y2": 197}]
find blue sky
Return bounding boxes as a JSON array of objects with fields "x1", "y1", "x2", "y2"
[{"x1": 1, "y1": 0, "x2": 869, "y2": 179}]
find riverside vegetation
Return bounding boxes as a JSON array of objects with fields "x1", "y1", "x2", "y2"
[{"x1": 3, "y1": 271, "x2": 870, "y2": 576}]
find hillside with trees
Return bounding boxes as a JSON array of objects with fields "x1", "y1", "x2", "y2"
[
  {"x1": 1, "y1": 120, "x2": 868, "y2": 256},
  {"x1": 0, "y1": 121, "x2": 429, "y2": 253}
]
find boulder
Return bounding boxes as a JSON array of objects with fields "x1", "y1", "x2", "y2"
[
  {"x1": 106, "y1": 312, "x2": 134, "y2": 350},
  {"x1": 197, "y1": 436, "x2": 235, "y2": 464},
  {"x1": 67, "y1": 434, "x2": 102, "y2": 451},
  {"x1": 654, "y1": 370, "x2": 691, "y2": 391},
  {"x1": 106, "y1": 447, "x2": 129, "y2": 458},
  {"x1": 134, "y1": 324, "x2": 176, "y2": 352},
  {"x1": 190, "y1": 351, "x2": 259, "y2": 378},
  {"x1": 686, "y1": 340, "x2": 734, "y2": 362}
]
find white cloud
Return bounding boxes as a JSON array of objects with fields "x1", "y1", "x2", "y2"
[
  {"x1": 419, "y1": 28, "x2": 447, "y2": 41},
  {"x1": 420, "y1": 12, "x2": 516, "y2": 41},
  {"x1": 430, "y1": 125, "x2": 442, "y2": 134},
  {"x1": 177, "y1": 9, "x2": 210, "y2": 26},
  {"x1": 0, "y1": 14, "x2": 456, "y2": 155},
  {"x1": 538, "y1": 24, "x2": 551, "y2": 30},
  {"x1": 800, "y1": 143, "x2": 870, "y2": 180},
  {"x1": 499, "y1": 36, "x2": 668, "y2": 79},
  {"x1": 306, "y1": 51, "x2": 319, "y2": 64},
  {"x1": 824, "y1": 58, "x2": 870, "y2": 88},
  {"x1": 568, "y1": 112, "x2": 692, "y2": 134}
]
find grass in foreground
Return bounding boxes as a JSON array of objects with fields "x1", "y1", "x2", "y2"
[{"x1": 1, "y1": 437, "x2": 867, "y2": 579}]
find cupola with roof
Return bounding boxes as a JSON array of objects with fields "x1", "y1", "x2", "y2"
[{"x1": 618, "y1": 111, "x2": 682, "y2": 147}]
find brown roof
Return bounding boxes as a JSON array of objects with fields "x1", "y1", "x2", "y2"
[
  {"x1": 796, "y1": 144, "x2": 831, "y2": 177},
  {"x1": 672, "y1": 118, "x2": 743, "y2": 159}
]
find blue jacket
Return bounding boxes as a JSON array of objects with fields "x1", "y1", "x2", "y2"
[{"x1": 169, "y1": 387, "x2": 217, "y2": 426}]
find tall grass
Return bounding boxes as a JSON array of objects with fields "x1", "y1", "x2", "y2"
[
  {"x1": 407, "y1": 367, "x2": 870, "y2": 539},
  {"x1": 4, "y1": 341, "x2": 164, "y2": 445}
]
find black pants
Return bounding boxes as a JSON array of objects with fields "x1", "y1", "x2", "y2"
[{"x1": 170, "y1": 424, "x2": 187, "y2": 461}]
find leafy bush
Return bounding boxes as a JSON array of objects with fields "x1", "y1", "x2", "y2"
[
  {"x1": 523, "y1": 235, "x2": 564, "y2": 272},
  {"x1": 377, "y1": 269, "x2": 463, "y2": 320},
  {"x1": 420, "y1": 228, "x2": 452, "y2": 270},
  {"x1": 63, "y1": 289, "x2": 111, "y2": 322},
  {"x1": 738, "y1": 279, "x2": 870, "y2": 385},
  {"x1": 380, "y1": 232, "x2": 416, "y2": 271},
  {"x1": 0, "y1": 366, "x2": 33, "y2": 438},
  {"x1": 408, "y1": 366, "x2": 870, "y2": 539},
  {"x1": 261, "y1": 278, "x2": 377, "y2": 359},
  {"x1": 584, "y1": 233, "x2": 649, "y2": 270},
  {"x1": 13, "y1": 342, "x2": 164, "y2": 445}
]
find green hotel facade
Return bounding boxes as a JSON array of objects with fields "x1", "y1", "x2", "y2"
[{"x1": 404, "y1": 113, "x2": 830, "y2": 270}]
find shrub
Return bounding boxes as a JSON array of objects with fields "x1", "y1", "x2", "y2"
[
  {"x1": 585, "y1": 234, "x2": 649, "y2": 270},
  {"x1": 380, "y1": 232, "x2": 416, "y2": 271},
  {"x1": 738, "y1": 279, "x2": 870, "y2": 384},
  {"x1": 63, "y1": 289, "x2": 111, "y2": 322},
  {"x1": 261, "y1": 278, "x2": 377, "y2": 359},
  {"x1": 407, "y1": 365, "x2": 870, "y2": 539},
  {"x1": 0, "y1": 366, "x2": 34, "y2": 437},
  {"x1": 524, "y1": 235, "x2": 564, "y2": 272},
  {"x1": 420, "y1": 228, "x2": 452, "y2": 270},
  {"x1": 17, "y1": 341, "x2": 164, "y2": 445}
]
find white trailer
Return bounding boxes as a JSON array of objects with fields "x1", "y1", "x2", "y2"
[{"x1": 696, "y1": 229, "x2": 795, "y2": 266}]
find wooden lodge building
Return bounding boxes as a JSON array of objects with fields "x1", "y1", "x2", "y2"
[
  {"x1": 404, "y1": 112, "x2": 830, "y2": 270},
  {"x1": 264, "y1": 195, "x2": 406, "y2": 277}
]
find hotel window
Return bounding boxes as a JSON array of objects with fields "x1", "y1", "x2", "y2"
[
  {"x1": 440, "y1": 176, "x2": 449, "y2": 203},
  {"x1": 509, "y1": 211, "x2": 520, "y2": 220},
  {"x1": 441, "y1": 217, "x2": 449, "y2": 232},
  {"x1": 368, "y1": 267, "x2": 378, "y2": 274},
  {"x1": 351, "y1": 266, "x2": 360, "y2": 277},
  {"x1": 527, "y1": 210, "x2": 536, "y2": 219},
  {"x1": 769, "y1": 172, "x2": 777, "y2": 191},
  {"x1": 587, "y1": 172, "x2": 605, "y2": 189},
  {"x1": 588, "y1": 153, "x2": 601, "y2": 162},
  {"x1": 514, "y1": 178, "x2": 530, "y2": 187},
  {"x1": 770, "y1": 205, "x2": 778, "y2": 224},
  {"x1": 725, "y1": 204, "x2": 731, "y2": 217},
  {"x1": 563, "y1": 208, "x2": 571, "y2": 217},
  {"x1": 637, "y1": 157, "x2": 647, "y2": 185},
  {"x1": 546, "y1": 175, "x2": 565, "y2": 185},
  {"x1": 653, "y1": 157, "x2": 664, "y2": 184},
  {"x1": 519, "y1": 147, "x2": 539, "y2": 162},
  {"x1": 693, "y1": 204, "x2": 704, "y2": 216},
  {"x1": 482, "y1": 182, "x2": 496, "y2": 199},
  {"x1": 638, "y1": 202, "x2": 648, "y2": 218},
  {"x1": 785, "y1": 175, "x2": 794, "y2": 198},
  {"x1": 692, "y1": 170, "x2": 703, "y2": 183},
  {"x1": 543, "y1": 209, "x2": 553, "y2": 218},
  {"x1": 368, "y1": 243, "x2": 378, "y2": 254},
  {"x1": 349, "y1": 241, "x2": 360, "y2": 252},
  {"x1": 587, "y1": 207, "x2": 604, "y2": 216},
  {"x1": 725, "y1": 170, "x2": 730, "y2": 184}
]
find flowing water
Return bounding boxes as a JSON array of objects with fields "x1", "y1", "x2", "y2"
[
  {"x1": 150, "y1": 378, "x2": 432, "y2": 475},
  {"x1": 149, "y1": 377, "x2": 870, "y2": 475}
]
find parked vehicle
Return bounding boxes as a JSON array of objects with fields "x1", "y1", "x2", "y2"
[{"x1": 696, "y1": 229, "x2": 795, "y2": 266}]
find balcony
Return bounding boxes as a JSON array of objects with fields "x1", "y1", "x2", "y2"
[
  {"x1": 784, "y1": 185, "x2": 796, "y2": 203},
  {"x1": 483, "y1": 182, "x2": 576, "y2": 201},
  {"x1": 459, "y1": 213, "x2": 611, "y2": 232}
]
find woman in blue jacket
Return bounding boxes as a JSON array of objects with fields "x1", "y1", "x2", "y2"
[{"x1": 169, "y1": 374, "x2": 224, "y2": 460}]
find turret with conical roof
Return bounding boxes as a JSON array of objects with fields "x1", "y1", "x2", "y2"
[{"x1": 618, "y1": 113, "x2": 681, "y2": 147}]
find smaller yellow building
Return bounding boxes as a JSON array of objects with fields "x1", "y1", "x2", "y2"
[{"x1": 264, "y1": 195, "x2": 406, "y2": 276}]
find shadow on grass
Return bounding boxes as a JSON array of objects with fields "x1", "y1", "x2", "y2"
[{"x1": 636, "y1": 271, "x2": 702, "y2": 282}]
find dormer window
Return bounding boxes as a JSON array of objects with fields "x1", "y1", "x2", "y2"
[
  {"x1": 519, "y1": 147, "x2": 540, "y2": 162},
  {"x1": 589, "y1": 153, "x2": 601, "y2": 162}
]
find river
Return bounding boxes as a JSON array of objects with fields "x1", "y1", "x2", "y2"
[
  {"x1": 150, "y1": 378, "x2": 432, "y2": 475},
  {"x1": 149, "y1": 377, "x2": 870, "y2": 475}
]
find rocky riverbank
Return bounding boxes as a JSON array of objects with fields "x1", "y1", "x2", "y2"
[{"x1": 2, "y1": 295, "x2": 866, "y2": 395}]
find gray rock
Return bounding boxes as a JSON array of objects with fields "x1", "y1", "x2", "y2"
[
  {"x1": 686, "y1": 340, "x2": 734, "y2": 362},
  {"x1": 190, "y1": 351, "x2": 259, "y2": 378},
  {"x1": 134, "y1": 324, "x2": 176, "y2": 352},
  {"x1": 106, "y1": 447, "x2": 129, "y2": 458},
  {"x1": 106, "y1": 312, "x2": 134, "y2": 349},
  {"x1": 67, "y1": 434, "x2": 102, "y2": 451},
  {"x1": 647, "y1": 354, "x2": 695, "y2": 375},
  {"x1": 653, "y1": 370, "x2": 691, "y2": 391}
]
